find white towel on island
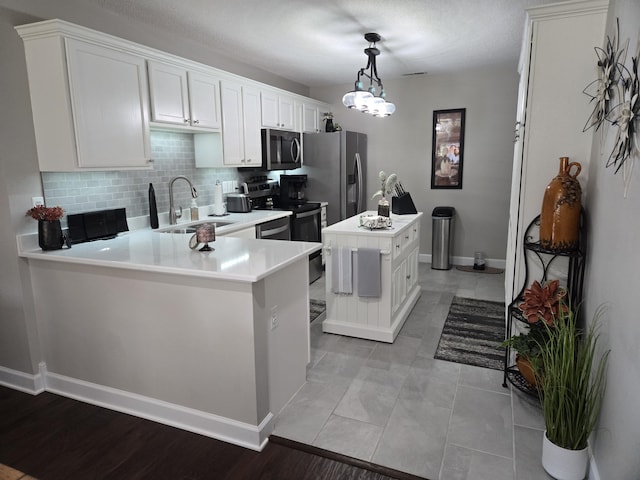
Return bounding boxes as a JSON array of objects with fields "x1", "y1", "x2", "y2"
[
  {"x1": 331, "y1": 246, "x2": 353, "y2": 294},
  {"x1": 357, "y1": 248, "x2": 381, "y2": 297}
]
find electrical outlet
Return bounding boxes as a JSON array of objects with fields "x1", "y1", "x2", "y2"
[
  {"x1": 270, "y1": 305, "x2": 278, "y2": 330},
  {"x1": 32, "y1": 196, "x2": 44, "y2": 208}
]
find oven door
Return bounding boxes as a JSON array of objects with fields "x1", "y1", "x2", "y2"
[
  {"x1": 291, "y1": 206, "x2": 323, "y2": 283},
  {"x1": 255, "y1": 216, "x2": 291, "y2": 240},
  {"x1": 291, "y1": 207, "x2": 321, "y2": 242}
]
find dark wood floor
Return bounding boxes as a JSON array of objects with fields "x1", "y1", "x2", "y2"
[{"x1": 0, "y1": 386, "x2": 424, "y2": 480}]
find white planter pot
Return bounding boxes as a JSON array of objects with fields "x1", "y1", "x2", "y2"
[{"x1": 542, "y1": 431, "x2": 589, "y2": 480}]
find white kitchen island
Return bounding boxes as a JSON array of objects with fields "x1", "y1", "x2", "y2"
[
  {"x1": 323, "y1": 212, "x2": 423, "y2": 343},
  {"x1": 17, "y1": 215, "x2": 321, "y2": 451}
]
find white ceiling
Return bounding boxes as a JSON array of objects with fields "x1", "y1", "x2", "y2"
[{"x1": 87, "y1": 0, "x2": 560, "y2": 88}]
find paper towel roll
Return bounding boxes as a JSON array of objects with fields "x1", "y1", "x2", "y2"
[{"x1": 213, "y1": 183, "x2": 225, "y2": 215}]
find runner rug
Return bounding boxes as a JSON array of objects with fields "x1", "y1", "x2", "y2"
[{"x1": 434, "y1": 296, "x2": 506, "y2": 370}]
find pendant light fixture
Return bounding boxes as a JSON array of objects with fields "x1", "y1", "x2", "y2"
[{"x1": 342, "y1": 33, "x2": 396, "y2": 117}]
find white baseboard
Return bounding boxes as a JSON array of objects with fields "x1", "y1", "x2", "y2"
[
  {"x1": 0, "y1": 363, "x2": 46, "y2": 394},
  {"x1": 588, "y1": 446, "x2": 601, "y2": 480},
  {"x1": 2, "y1": 363, "x2": 272, "y2": 451},
  {"x1": 419, "y1": 254, "x2": 506, "y2": 269}
]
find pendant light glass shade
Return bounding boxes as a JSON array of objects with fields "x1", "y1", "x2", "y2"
[
  {"x1": 342, "y1": 82, "x2": 374, "y2": 110},
  {"x1": 342, "y1": 33, "x2": 395, "y2": 117},
  {"x1": 373, "y1": 101, "x2": 396, "y2": 117}
]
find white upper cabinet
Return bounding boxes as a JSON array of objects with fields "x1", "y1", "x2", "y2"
[
  {"x1": 16, "y1": 20, "x2": 152, "y2": 171},
  {"x1": 202, "y1": 80, "x2": 261, "y2": 167},
  {"x1": 303, "y1": 103, "x2": 324, "y2": 133},
  {"x1": 148, "y1": 61, "x2": 221, "y2": 130},
  {"x1": 261, "y1": 90, "x2": 295, "y2": 130},
  {"x1": 188, "y1": 71, "x2": 222, "y2": 129},
  {"x1": 17, "y1": 19, "x2": 330, "y2": 171},
  {"x1": 66, "y1": 39, "x2": 151, "y2": 169}
]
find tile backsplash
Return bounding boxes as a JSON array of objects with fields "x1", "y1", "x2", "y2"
[{"x1": 42, "y1": 131, "x2": 242, "y2": 220}]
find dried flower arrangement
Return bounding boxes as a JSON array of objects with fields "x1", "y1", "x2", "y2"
[
  {"x1": 26, "y1": 205, "x2": 64, "y2": 221},
  {"x1": 371, "y1": 171, "x2": 397, "y2": 200},
  {"x1": 518, "y1": 279, "x2": 569, "y2": 326}
]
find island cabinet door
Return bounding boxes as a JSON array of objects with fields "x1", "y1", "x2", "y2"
[{"x1": 324, "y1": 233, "x2": 393, "y2": 328}]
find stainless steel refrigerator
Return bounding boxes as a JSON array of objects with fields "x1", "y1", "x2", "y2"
[{"x1": 302, "y1": 131, "x2": 367, "y2": 226}]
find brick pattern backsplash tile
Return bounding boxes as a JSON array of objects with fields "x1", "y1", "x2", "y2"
[{"x1": 42, "y1": 131, "x2": 243, "y2": 220}]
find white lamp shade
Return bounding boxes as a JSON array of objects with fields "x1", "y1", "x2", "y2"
[
  {"x1": 373, "y1": 101, "x2": 396, "y2": 117},
  {"x1": 364, "y1": 96, "x2": 385, "y2": 114},
  {"x1": 343, "y1": 90, "x2": 373, "y2": 109}
]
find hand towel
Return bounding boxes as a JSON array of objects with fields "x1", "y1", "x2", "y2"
[
  {"x1": 357, "y1": 248, "x2": 381, "y2": 297},
  {"x1": 331, "y1": 246, "x2": 353, "y2": 294}
]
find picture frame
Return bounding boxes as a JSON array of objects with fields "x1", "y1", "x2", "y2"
[{"x1": 431, "y1": 108, "x2": 466, "y2": 189}]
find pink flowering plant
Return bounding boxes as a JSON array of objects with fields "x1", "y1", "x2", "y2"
[{"x1": 26, "y1": 205, "x2": 64, "y2": 221}]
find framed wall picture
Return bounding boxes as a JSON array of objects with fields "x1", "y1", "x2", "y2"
[{"x1": 431, "y1": 108, "x2": 466, "y2": 189}]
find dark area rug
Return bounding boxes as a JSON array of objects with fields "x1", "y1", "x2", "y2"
[
  {"x1": 434, "y1": 296, "x2": 505, "y2": 370},
  {"x1": 310, "y1": 299, "x2": 326, "y2": 323},
  {"x1": 456, "y1": 265, "x2": 505, "y2": 274}
]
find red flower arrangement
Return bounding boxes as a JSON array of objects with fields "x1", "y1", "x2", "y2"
[
  {"x1": 518, "y1": 279, "x2": 569, "y2": 326},
  {"x1": 26, "y1": 205, "x2": 64, "y2": 221}
]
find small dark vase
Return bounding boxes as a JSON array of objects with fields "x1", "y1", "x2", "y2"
[
  {"x1": 325, "y1": 117, "x2": 334, "y2": 132},
  {"x1": 377, "y1": 197, "x2": 390, "y2": 217},
  {"x1": 38, "y1": 219, "x2": 64, "y2": 250}
]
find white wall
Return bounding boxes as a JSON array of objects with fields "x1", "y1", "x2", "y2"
[
  {"x1": 311, "y1": 66, "x2": 519, "y2": 262},
  {"x1": 0, "y1": 6, "x2": 44, "y2": 375},
  {"x1": 583, "y1": 1, "x2": 640, "y2": 478}
]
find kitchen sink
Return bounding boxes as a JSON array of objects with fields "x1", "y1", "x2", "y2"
[{"x1": 158, "y1": 221, "x2": 234, "y2": 234}]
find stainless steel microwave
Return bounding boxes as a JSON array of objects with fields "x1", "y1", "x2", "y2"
[{"x1": 260, "y1": 129, "x2": 301, "y2": 170}]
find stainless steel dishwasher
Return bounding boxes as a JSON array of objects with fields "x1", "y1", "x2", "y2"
[{"x1": 255, "y1": 216, "x2": 291, "y2": 240}]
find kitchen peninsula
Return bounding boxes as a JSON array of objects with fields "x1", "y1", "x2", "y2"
[
  {"x1": 323, "y1": 212, "x2": 423, "y2": 343},
  {"x1": 17, "y1": 211, "x2": 321, "y2": 451}
]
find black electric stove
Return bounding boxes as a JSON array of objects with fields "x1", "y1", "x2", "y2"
[{"x1": 246, "y1": 179, "x2": 323, "y2": 282}]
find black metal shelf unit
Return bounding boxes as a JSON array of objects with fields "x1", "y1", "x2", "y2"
[{"x1": 502, "y1": 214, "x2": 587, "y2": 396}]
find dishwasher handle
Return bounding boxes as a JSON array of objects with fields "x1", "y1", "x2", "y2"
[{"x1": 259, "y1": 224, "x2": 289, "y2": 238}]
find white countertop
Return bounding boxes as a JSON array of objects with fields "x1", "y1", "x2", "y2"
[
  {"x1": 18, "y1": 210, "x2": 321, "y2": 283},
  {"x1": 323, "y1": 211, "x2": 423, "y2": 236}
]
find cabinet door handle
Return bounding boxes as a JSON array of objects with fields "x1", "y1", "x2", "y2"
[
  {"x1": 193, "y1": 119, "x2": 200, "y2": 125},
  {"x1": 184, "y1": 118, "x2": 190, "y2": 124}
]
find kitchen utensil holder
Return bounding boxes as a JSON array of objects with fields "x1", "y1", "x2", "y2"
[{"x1": 392, "y1": 193, "x2": 417, "y2": 214}]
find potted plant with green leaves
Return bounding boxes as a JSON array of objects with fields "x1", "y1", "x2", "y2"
[
  {"x1": 501, "y1": 323, "x2": 548, "y2": 387},
  {"x1": 503, "y1": 279, "x2": 567, "y2": 387},
  {"x1": 536, "y1": 305, "x2": 610, "y2": 480}
]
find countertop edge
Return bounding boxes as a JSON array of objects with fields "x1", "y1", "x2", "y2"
[{"x1": 18, "y1": 242, "x2": 321, "y2": 283}]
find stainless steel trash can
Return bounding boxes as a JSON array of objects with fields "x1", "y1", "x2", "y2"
[{"x1": 432, "y1": 207, "x2": 455, "y2": 270}]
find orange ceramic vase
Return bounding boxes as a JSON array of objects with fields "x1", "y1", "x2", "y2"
[{"x1": 539, "y1": 157, "x2": 582, "y2": 251}]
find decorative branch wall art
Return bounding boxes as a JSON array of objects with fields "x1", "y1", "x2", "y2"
[
  {"x1": 583, "y1": 19, "x2": 627, "y2": 133},
  {"x1": 583, "y1": 17, "x2": 639, "y2": 192}
]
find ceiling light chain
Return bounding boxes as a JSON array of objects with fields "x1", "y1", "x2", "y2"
[{"x1": 342, "y1": 32, "x2": 396, "y2": 117}]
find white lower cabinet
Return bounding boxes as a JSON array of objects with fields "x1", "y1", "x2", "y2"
[{"x1": 322, "y1": 213, "x2": 423, "y2": 343}]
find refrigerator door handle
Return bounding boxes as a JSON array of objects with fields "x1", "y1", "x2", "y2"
[{"x1": 355, "y1": 152, "x2": 363, "y2": 213}]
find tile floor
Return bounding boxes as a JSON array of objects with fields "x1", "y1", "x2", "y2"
[{"x1": 273, "y1": 263, "x2": 552, "y2": 480}]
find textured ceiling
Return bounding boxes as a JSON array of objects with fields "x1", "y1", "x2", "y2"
[{"x1": 87, "y1": 0, "x2": 560, "y2": 87}]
